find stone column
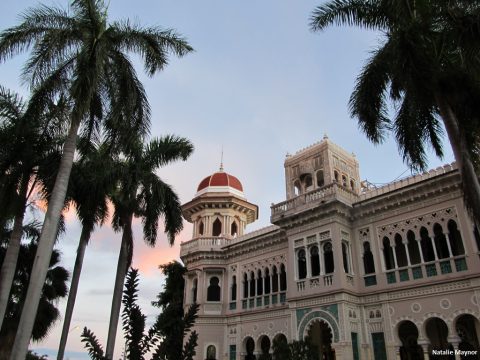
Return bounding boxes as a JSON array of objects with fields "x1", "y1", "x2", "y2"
[
  {"x1": 448, "y1": 336, "x2": 461, "y2": 360},
  {"x1": 418, "y1": 341, "x2": 430, "y2": 360}
]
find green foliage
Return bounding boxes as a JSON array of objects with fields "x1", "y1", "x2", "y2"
[
  {"x1": 26, "y1": 351, "x2": 48, "y2": 360},
  {"x1": 271, "y1": 338, "x2": 317, "y2": 360},
  {"x1": 151, "y1": 261, "x2": 198, "y2": 360},
  {"x1": 0, "y1": 223, "x2": 69, "y2": 358},
  {"x1": 82, "y1": 266, "x2": 198, "y2": 360},
  {"x1": 310, "y1": 0, "x2": 480, "y2": 170}
]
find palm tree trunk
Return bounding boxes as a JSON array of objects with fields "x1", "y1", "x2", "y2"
[
  {"x1": 105, "y1": 216, "x2": 132, "y2": 360},
  {"x1": 0, "y1": 174, "x2": 29, "y2": 330},
  {"x1": 9, "y1": 119, "x2": 80, "y2": 360},
  {"x1": 436, "y1": 94, "x2": 480, "y2": 225},
  {"x1": 57, "y1": 225, "x2": 91, "y2": 360}
]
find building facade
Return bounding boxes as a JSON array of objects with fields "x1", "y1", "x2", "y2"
[{"x1": 180, "y1": 137, "x2": 480, "y2": 360}]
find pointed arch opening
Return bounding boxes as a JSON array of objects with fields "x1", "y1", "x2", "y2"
[{"x1": 212, "y1": 218, "x2": 222, "y2": 237}]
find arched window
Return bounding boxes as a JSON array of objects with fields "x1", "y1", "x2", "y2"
[
  {"x1": 407, "y1": 230, "x2": 421, "y2": 265},
  {"x1": 433, "y1": 223, "x2": 450, "y2": 259},
  {"x1": 294, "y1": 180, "x2": 301, "y2": 196},
  {"x1": 324, "y1": 242, "x2": 334, "y2": 274},
  {"x1": 420, "y1": 227, "x2": 435, "y2": 262},
  {"x1": 280, "y1": 264, "x2": 287, "y2": 291},
  {"x1": 342, "y1": 174, "x2": 347, "y2": 187},
  {"x1": 192, "y1": 278, "x2": 198, "y2": 303},
  {"x1": 206, "y1": 345, "x2": 216, "y2": 360},
  {"x1": 264, "y1": 268, "x2": 271, "y2": 294},
  {"x1": 297, "y1": 249, "x2": 307, "y2": 279},
  {"x1": 207, "y1": 277, "x2": 220, "y2": 302},
  {"x1": 231, "y1": 276, "x2": 237, "y2": 301},
  {"x1": 383, "y1": 237, "x2": 395, "y2": 270},
  {"x1": 310, "y1": 246, "x2": 320, "y2": 276},
  {"x1": 257, "y1": 269, "x2": 263, "y2": 295},
  {"x1": 302, "y1": 174, "x2": 313, "y2": 192},
  {"x1": 447, "y1": 220, "x2": 465, "y2": 256},
  {"x1": 243, "y1": 273, "x2": 248, "y2": 298},
  {"x1": 249, "y1": 271, "x2": 255, "y2": 298},
  {"x1": 231, "y1": 221, "x2": 238, "y2": 237},
  {"x1": 212, "y1": 218, "x2": 222, "y2": 237},
  {"x1": 198, "y1": 221, "x2": 204, "y2": 236},
  {"x1": 394, "y1": 234, "x2": 408, "y2": 267},
  {"x1": 316, "y1": 170, "x2": 324, "y2": 188},
  {"x1": 272, "y1": 266, "x2": 279, "y2": 293},
  {"x1": 342, "y1": 242, "x2": 350, "y2": 273},
  {"x1": 350, "y1": 179, "x2": 355, "y2": 191},
  {"x1": 363, "y1": 242, "x2": 375, "y2": 274},
  {"x1": 334, "y1": 170, "x2": 339, "y2": 183}
]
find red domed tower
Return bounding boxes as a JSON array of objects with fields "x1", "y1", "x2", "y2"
[{"x1": 182, "y1": 166, "x2": 258, "y2": 239}]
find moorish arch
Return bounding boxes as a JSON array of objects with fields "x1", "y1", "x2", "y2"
[
  {"x1": 453, "y1": 313, "x2": 480, "y2": 354},
  {"x1": 298, "y1": 310, "x2": 340, "y2": 343},
  {"x1": 306, "y1": 319, "x2": 336, "y2": 360}
]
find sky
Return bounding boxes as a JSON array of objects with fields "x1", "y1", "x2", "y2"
[{"x1": 0, "y1": 1, "x2": 454, "y2": 359}]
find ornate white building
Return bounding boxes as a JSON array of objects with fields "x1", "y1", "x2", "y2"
[{"x1": 180, "y1": 137, "x2": 480, "y2": 360}]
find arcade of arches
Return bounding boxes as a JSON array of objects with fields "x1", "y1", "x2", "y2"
[{"x1": 397, "y1": 315, "x2": 480, "y2": 360}]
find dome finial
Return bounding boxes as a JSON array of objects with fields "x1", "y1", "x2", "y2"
[{"x1": 219, "y1": 145, "x2": 224, "y2": 171}]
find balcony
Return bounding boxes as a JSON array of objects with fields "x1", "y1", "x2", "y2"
[
  {"x1": 383, "y1": 256, "x2": 467, "y2": 285},
  {"x1": 238, "y1": 292, "x2": 286, "y2": 311},
  {"x1": 271, "y1": 183, "x2": 357, "y2": 222},
  {"x1": 180, "y1": 236, "x2": 228, "y2": 257}
]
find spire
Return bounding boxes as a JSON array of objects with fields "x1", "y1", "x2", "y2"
[{"x1": 219, "y1": 146, "x2": 224, "y2": 171}]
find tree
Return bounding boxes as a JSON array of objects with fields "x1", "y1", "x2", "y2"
[
  {"x1": 57, "y1": 141, "x2": 114, "y2": 360},
  {"x1": 81, "y1": 267, "x2": 198, "y2": 360},
  {"x1": 310, "y1": 1, "x2": 480, "y2": 223},
  {"x1": 151, "y1": 261, "x2": 198, "y2": 360},
  {"x1": 0, "y1": 1, "x2": 193, "y2": 357},
  {"x1": 0, "y1": 86, "x2": 66, "y2": 331},
  {"x1": 106, "y1": 136, "x2": 193, "y2": 358},
  {"x1": 0, "y1": 222, "x2": 69, "y2": 360}
]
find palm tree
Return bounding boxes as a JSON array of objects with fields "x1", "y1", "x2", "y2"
[
  {"x1": 106, "y1": 135, "x2": 193, "y2": 359},
  {"x1": 0, "y1": 1, "x2": 193, "y2": 357},
  {"x1": 0, "y1": 86, "x2": 67, "y2": 331},
  {"x1": 310, "y1": 1, "x2": 480, "y2": 223},
  {"x1": 57, "y1": 141, "x2": 114, "y2": 360},
  {"x1": 0, "y1": 222, "x2": 69, "y2": 360}
]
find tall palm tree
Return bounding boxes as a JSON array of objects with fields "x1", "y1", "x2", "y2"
[
  {"x1": 310, "y1": 0, "x2": 480, "y2": 223},
  {"x1": 0, "y1": 1, "x2": 193, "y2": 357},
  {"x1": 0, "y1": 86, "x2": 67, "y2": 331},
  {"x1": 0, "y1": 222, "x2": 69, "y2": 360},
  {"x1": 57, "y1": 141, "x2": 114, "y2": 360},
  {"x1": 106, "y1": 135, "x2": 193, "y2": 359}
]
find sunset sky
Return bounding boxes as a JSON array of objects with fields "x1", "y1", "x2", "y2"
[{"x1": 0, "y1": 1, "x2": 454, "y2": 359}]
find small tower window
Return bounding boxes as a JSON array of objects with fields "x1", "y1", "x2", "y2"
[
  {"x1": 257, "y1": 269, "x2": 263, "y2": 295},
  {"x1": 334, "y1": 170, "x2": 339, "y2": 182},
  {"x1": 272, "y1": 266, "x2": 279, "y2": 293},
  {"x1": 207, "y1": 276, "x2": 221, "y2": 302},
  {"x1": 350, "y1": 179, "x2": 355, "y2": 191},
  {"x1": 316, "y1": 170, "x2": 324, "y2": 188},
  {"x1": 212, "y1": 218, "x2": 222, "y2": 237},
  {"x1": 301, "y1": 174, "x2": 313, "y2": 192},
  {"x1": 231, "y1": 221, "x2": 238, "y2": 237},
  {"x1": 198, "y1": 221, "x2": 204, "y2": 236},
  {"x1": 294, "y1": 180, "x2": 301, "y2": 196},
  {"x1": 342, "y1": 174, "x2": 347, "y2": 187}
]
